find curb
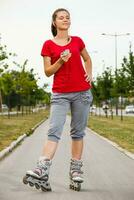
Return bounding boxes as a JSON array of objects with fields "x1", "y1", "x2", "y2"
[
  {"x1": 0, "y1": 118, "x2": 47, "y2": 161},
  {"x1": 86, "y1": 127, "x2": 134, "y2": 160}
]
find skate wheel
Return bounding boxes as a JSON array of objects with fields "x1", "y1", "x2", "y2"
[
  {"x1": 76, "y1": 183, "x2": 81, "y2": 191},
  {"x1": 70, "y1": 184, "x2": 74, "y2": 190},
  {"x1": 70, "y1": 184, "x2": 73, "y2": 189},
  {"x1": 23, "y1": 175, "x2": 28, "y2": 185},
  {"x1": 44, "y1": 174, "x2": 49, "y2": 181},
  {"x1": 47, "y1": 187, "x2": 52, "y2": 192},
  {"x1": 35, "y1": 183, "x2": 40, "y2": 189},
  {"x1": 41, "y1": 186, "x2": 47, "y2": 192},
  {"x1": 29, "y1": 182, "x2": 34, "y2": 187},
  {"x1": 41, "y1": 185, "x2": 52, "y2": 192},
  {"x1": 69, "y1": 182, "x2": 81, "y2": 191}
]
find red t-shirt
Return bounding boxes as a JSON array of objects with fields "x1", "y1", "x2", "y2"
[{"x1": 41, "y1": 36, "x2": 91, "y2": 93}]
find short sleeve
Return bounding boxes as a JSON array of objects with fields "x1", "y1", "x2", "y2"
[
  {"x1": 41, "y1": 40, "x2": 51, "y2": 57},
  {"x1": 78, "y1": 37, "x2": 85, "y2": 51}
]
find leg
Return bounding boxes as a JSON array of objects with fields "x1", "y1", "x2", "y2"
[
  {"x1": 71, "y1": 139, "x2": 83, "y2": 160},
  {"x1": 70, "y1": 89, "x2": 93, "y2": 157},
  {"x1": 41, "y1": 140, "x2": 58, "y2": 160},
  {"x1": 23, "y1": 96, "x2": 70, "y2": 191},
  {"x1": 41, "y1": 100, "x2": 70, "y2": 159},
  {"x1": 69, "y1": 90, "x2": 93, "y2": 191}
]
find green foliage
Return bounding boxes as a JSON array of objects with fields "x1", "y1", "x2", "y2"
[
  {"x1": 0, "y1": 45, "x2": 8, "y2": 62},
  {"x1": 0, "y1": 35, "x2": 50, "y2": 111},
  {"x1": 1, "y1": 67, "x2": 50, "y2": 108},
  {"x1": 92, "y1": 44, "x2": 134, "y2": 106},
  {"x1": 111, "y1": 68, "x2": 128, "y2": 98},
  {"x1": 122, "y1": 45, "x2": 134, "y2": 97},
  {"x1": 92, "y1": 67, "x2": 113, "y2": 104}
]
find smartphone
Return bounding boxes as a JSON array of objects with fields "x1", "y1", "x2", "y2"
[{"x1": 61, "y1": 49, "x2": 70, "y2": 56}]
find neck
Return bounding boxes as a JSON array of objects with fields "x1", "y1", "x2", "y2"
[{"x1": 55, "y1": 30, "x2": 69, "y2": 39}]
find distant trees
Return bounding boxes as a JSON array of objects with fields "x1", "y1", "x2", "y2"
[
  {"x1": 0, "y1": 35, "x2": 51, "y2": 114},
  {"x1": 122, "y1": 44, "x2": 134, "y2": 98},
  {"x1": 92, "y1": 44, "x2": 134, "y2": 119},
  {"x1": 0, "y1": 41, "x2": 11, "y2": 111}
]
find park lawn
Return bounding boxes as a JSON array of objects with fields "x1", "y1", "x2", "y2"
[
  {"x1": 0, "y1": 108, "x2": 50, "y2": 151},
  {"x1": 88, "y1": 115, "x2": 134, "y2": 153}
]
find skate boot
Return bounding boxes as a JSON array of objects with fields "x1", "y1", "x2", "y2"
[
  {"x1": 23, "y1": 157, "x2": 52, "y2": 192},
  {"x1": 69, "y1": 159, "x2": 83, "y2": 191}
]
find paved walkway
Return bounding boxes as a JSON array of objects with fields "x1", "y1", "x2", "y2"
[{"x1": 0, "y1": 116, "x2": 134, "y2": 200}]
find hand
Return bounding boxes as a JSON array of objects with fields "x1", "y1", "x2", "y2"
[
  {"x1": 60, "y1": 50, "x2": 72, "y2": 62},
  {"x1": 84, "y1": 73, "x2": 92, "y2": 83}
]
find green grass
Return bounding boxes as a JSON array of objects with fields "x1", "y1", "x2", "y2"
[
  {"x1": 1, "y1": 109, "x2": 134, "y2": 154},
  {"x1": 0, "y1": 108, "x2": 50, "y2": 151},
  {"x1": 88, "y1": 115, "x2": 134, "y2": 153}
]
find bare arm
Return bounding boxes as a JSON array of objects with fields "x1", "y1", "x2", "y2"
[
  {"x1": 43, "y1": 52, "x2": 72, "y2": 77},
  {"x1": 80, "y1": 48, "x2": 92, "y2": 83},
  {"x1": 43, "y1": 57, "x2": 64, "y2": 77}
]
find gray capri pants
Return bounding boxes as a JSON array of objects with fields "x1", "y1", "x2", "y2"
[{"x1": 47, "y1": 89, "x2": 93, "y2": 142}]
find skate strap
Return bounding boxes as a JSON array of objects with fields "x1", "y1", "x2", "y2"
[
  {"x1": 34, "y1": 168, "x2": 42, "y2": 176},
  {"x1": 71, "y1": 170, "x2": 83, "y2": 175}
]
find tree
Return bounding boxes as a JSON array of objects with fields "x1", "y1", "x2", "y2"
[
  {"x1": 92, "y1": 68, "x2": 113, "y2": 117},
  {"x1": 0, "y1": 40, "x2": 9, "y2": 111},
  {"x1": 122, "y1": 44, "x2": 134, "y2": 99},
  {"x1": 94, "y1": 68, "x2": 113, "y2": 103},
  {"x1": 0, "y1": 35, "x2": 16, "y2": 112},
  {"x1": 111, "y1": 68, "x2": 128, "y2": 120}
]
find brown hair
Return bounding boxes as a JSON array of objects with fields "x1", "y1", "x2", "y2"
[{"x1": 51, "y1": 8, "x2": 70, "y2": 36}]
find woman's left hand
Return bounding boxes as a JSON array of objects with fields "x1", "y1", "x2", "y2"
[{"x1": 84, "y1": 73, "x2": 92, "y2": 83}]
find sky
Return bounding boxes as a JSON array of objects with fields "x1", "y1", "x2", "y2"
[{"x1": 0, "y1": 0, "x2": 134, "y2": 92}]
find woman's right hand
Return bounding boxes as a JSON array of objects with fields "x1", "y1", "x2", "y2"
[{"x1": 60, "y1": 50, "x2": 72, "y2": 62}]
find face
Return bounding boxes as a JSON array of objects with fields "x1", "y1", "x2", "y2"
[{"x1": 53, "y1": 11, "x2": 71, "y2": 30}]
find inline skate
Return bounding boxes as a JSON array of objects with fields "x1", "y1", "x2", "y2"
[
  {"x1": 69, "y1": 159, "x2": 83, "y2": 191},
  {"x1": 23, "y1": 157, "x2": 52, "y2": 192}
]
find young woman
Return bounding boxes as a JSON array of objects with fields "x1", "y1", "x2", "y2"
[{"x1": 23, "y1": 8, "x2": 93, "y2": 192}]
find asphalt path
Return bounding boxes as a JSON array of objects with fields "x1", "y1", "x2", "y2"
[{"x1": 0, "y1": 116, "x2": 134, "y2": 200}]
